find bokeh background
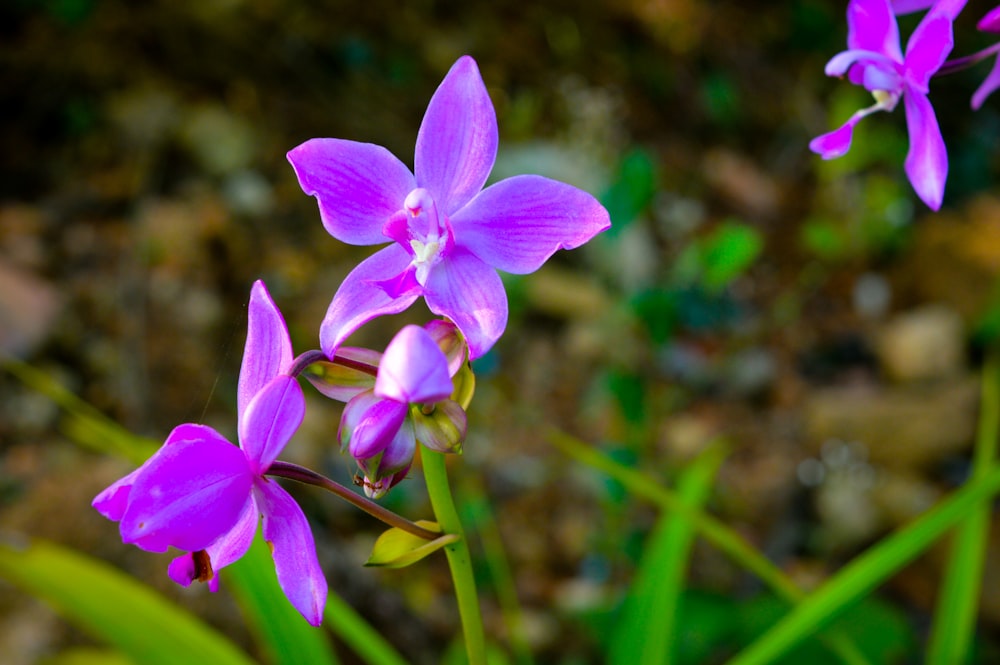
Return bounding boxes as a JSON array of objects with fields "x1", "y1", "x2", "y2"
[{"x1": 3, "y1": 0, "x2": 1000, "y2": 662}]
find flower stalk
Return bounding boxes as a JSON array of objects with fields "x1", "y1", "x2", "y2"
[{"x1": 421, "y1": 449, "x2": 487, "y2": 665}]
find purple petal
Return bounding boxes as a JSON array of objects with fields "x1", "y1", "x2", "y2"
[
  {"x1": 848, "y1": 0, "x2": 902, "y2": 61},
  {"x1": 319, "y1": 245, "x2": 420, "y2": 358},
  {"x1": 239, "y1": 281, "x2": 293, "y2": 426},
  {"x1": 904, "y1": 11, "x2": 955, "y2": 91},
  {"x1": 93, "y1": 466, "x2": 144, "y2": 522},
  {"x1": 287, "y1": 139, "x2": 415, "y2": 245},
  {"x1": 973, "y1": 55, "x2": 1000, "y2": 109},
  {"x1": 423, "y1": 248, "x2": 508, "y2": 360},
  {"x1": 343, "y1": 395, "x2": 409, "y2": 460},
  {"x1": 890, "y1": 0, "x2": 934, "y2": 14},
  {"x1": 166, "y1": 496, "x2": 259, "y2": 592},
  {"x1": 239, "y1": 375, "x2": 305, "y2": 473},
  {"x1": 453, "y1": 175, "x2": 611, "y2": 275},
  {"x1": 375, "y1": 325, "x2": 453, "y2": 404},
  {"x1": 374, "y1": 417, "x2": 416, "y2": 475},
  {"x1": 119, "y1": 425, "x2": 254, "y2": 553},
  {"x1": 810, "y1": 103, "x2": 885, "y2": 159},
  {"x1": 255, "y1": 480, "x2": 328, "y2": 626},
  {"x1": 903, "y1": 90, "x2": 947, "y2": 210},
  {"x1": 414, "y1": 56, "x2": 498, "y2": 214},
  {"x1": 979, "y1": 5, "x2": 1000, "y2": 32}
]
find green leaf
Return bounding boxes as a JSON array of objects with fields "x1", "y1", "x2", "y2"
[
  {"x1": 698, "y1": 222, "x2": 763, "y2": 292},
  {"x1": 224, "y1": 533, "x2": 339, "y2": 665},
  {"x1": 0, "y1": 538, "x2": 254, "y2": 665},
  {"x1": 39, "y1": 648, "x2": 134, "y2": 665},
  {"x1": 365, "y1": 521, "x2": 458, "y2": 568},
  {"x1": 727, "y1": 466, "x2": 1000, "y2": 665},
  {"x1": 926, "y1": 351, "x2": 1000, "y2": 665},
  {"x1": 609, "y1": 445, "x2": 726, "y2": 665},
  {"x1": 324, "y1": 593, "x2": 410, "y2": 665}
]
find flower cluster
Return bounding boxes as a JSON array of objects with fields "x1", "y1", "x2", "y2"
[
  {"x1": 811, "y1": 0, "x2": 1000, "y2": 210},
  {"x1": 93, "y1": 55, "x2": 610, "y2": 624}
]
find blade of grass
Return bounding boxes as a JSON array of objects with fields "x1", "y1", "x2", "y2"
[
  {"x1": 225, "y1": 533, "x2": 340, "y2": 665},
  {"x1": 726, "y1": 466, "x2": 1000, "y2": 665},
  {"x1": 0, "y1": 538, "x2": 255, "y2": 665},
  {"x1": 547, "y1": 429, "x2": 871, "y2": 665},
  {"x1": 609, "y1": 444, "x2": 726, "y2": 665},
  {"x1": 323, "y1": 591, "x2": 409, "y2": 665},
  {"x1": 925, "y1": 350, "x2": 1000, "y2": 665}
]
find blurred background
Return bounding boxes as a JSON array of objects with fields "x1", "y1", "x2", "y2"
[{"x1": 3, "y1": 0, "x2": 1000, "y2": 662}]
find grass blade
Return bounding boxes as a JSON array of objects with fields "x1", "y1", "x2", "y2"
[{"x1": 0, "y1": 538, "x2": 254, "y2": 665}]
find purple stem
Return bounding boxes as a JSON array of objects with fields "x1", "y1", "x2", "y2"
[
  {"x1": 266, "y1": 460, "x2": 440, "y2": 541},
  {"x1": 937, "y1": 42, "x2": 1000, "y2": 77},
  {"x1": 288, "y1": 349, "x2": 379, "y2": 379}
]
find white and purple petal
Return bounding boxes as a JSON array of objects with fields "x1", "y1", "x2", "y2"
[
  {"x1": 903, "y1": 90, "x2": 947, "y2": 210},
  {"x1": 414, "y1": 56, "x2": 498, "y2": 215},
  {"x1": 239, "y1": 375, "x2": 306, "y2": 474},
  {"x1": 287, "y1": 139, "x2": 415, "y2": 246},
  {"x1": 319, "y1": 245, "x2": 420, "y2": 359},
  {"x1": 375, "y1": 325, "x2": 453, "y2": 404},
  {"x1": 239, "y1": 281, "x2": 294, "y2": 425},
  {"x1": 255, "y1": 480, "x2": 328, "y2": 626},
  {"x1": 167, "y1": 496, "x2": 258, "y2": 592},
  {"x1": 453, "y1": 175, "x2": 611, "y2": 275}
]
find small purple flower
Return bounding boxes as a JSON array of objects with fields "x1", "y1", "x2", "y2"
[
  {"x1": 288, "y1": 56, "x2": 611, "y2": 360},
  {"x1": 334, "y1": 324, "x2": 467, "y2": 498},
  {"x1": 92, "y1": 281, "x2": 327, "y2": 626},
  {"x1": 810, "y1": 0, "x2": 967, "y2": 210}
]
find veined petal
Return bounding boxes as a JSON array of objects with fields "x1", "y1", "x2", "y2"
[
  {"x1": 848, "y1": 0, "x2": 902, "y2": 61},
  {"x1": 453, "y1": 175, "x2": 611, "y2": 275},
  {"x1": 319, "y1": 245, "x2": 420, "y2": 359},
  {"x1": 423, "y1": 320, "x2": 468, "y2": 377},
  {"x1": 238, "y1": 281, "x2": 293, "y2": 427},
  {"x1": 904, "y1": 11, "x2": 955, "y2": 91},
  {"x1": 423, "y1": 248, "x2": 507, "y2": 360},
  {"x1": 287, "y1": 138, "x2": 415, "y2": 245},
  {"x1": 239, "y1": 375, "x2": 305, "y2": 473},
  {"x1": 119, "y1": 426, "x2": 254, "y2": 553},
  {"x1": 346, "y1": 397, "x2": 409, "y2": 460},
  {"x1": 903, "y1": 90, "x2": 947, "y2": 210},
  {"x1": 255, "y1": 480, "x2": 328, "y2": 626},
  {"x1": 413, "y1": 399, "x2": 467, "y2": 453},
  {"x1": 973, "y1": 55, "x2": 1000, "y2": 109},
  {"x1": 375, "y1": 325, "x2": 453, "y2": 404},
  {"x1": 414, "y1": 56, "x2": 498, "y2": 214}
]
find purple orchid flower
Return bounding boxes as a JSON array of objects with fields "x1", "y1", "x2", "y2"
[
  {"x1": 332, "y1": 324, "x2": 466, "y2": 498},
  {"x1": 288, "y1": 56, "x2": 611, "y2": 360},
  {"x1": 92, "y1": 280, "x2": 327, "y2": 626},
  {"x1": 810, "y1": 0, "x2": 967, "y2": 210}
]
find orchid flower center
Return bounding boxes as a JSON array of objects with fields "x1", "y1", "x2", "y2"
[{"x1": 402, "y1": 188, "x2": 451, "y2": 285}]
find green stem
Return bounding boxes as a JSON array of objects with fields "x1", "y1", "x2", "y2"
[{"x1": 422, "y1": 450, "x2": 487, "y2": 665}]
